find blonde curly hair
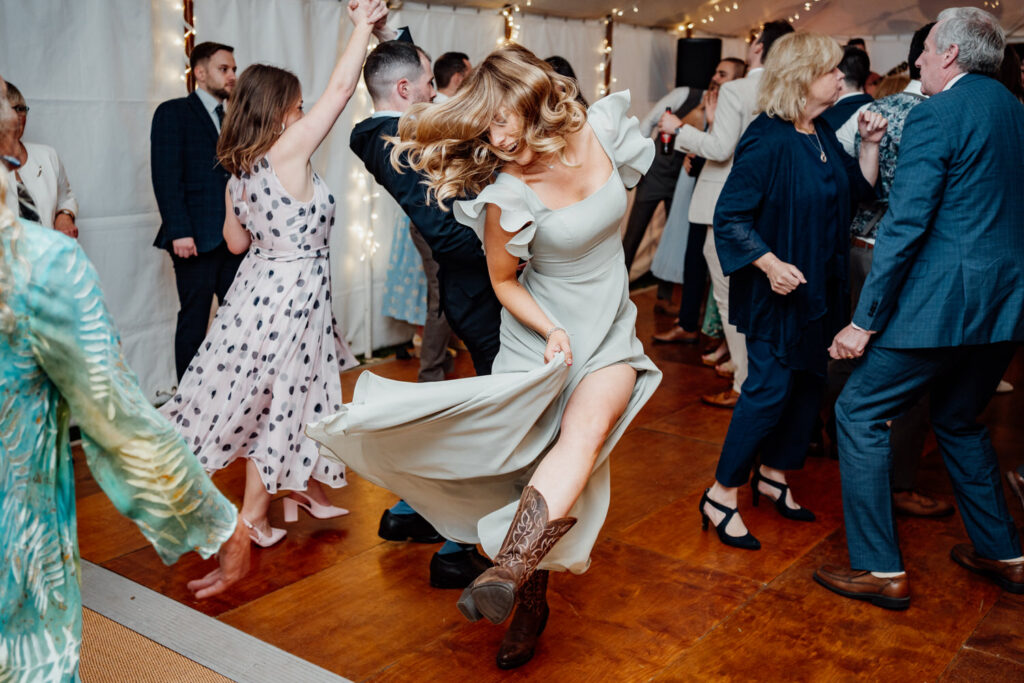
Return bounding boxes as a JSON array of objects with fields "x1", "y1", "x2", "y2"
[
  {"x1": 757, "y1": 32, "x2": 842, "y2": 122},
  {"x1": 390, "y1": 43, "x2": 586, "y2": 207}
]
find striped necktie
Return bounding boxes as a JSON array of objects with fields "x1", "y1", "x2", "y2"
[{"x1": 16, "y1": 177, "x2": 40, "y2": 223}]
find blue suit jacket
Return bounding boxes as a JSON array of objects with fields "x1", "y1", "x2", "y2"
[
  {"x1": 150, "y1": 91, "x2": 231, "y2": 253},
  {"x1": 854, "y1": 74, "x2": 1024, "y2": 348},
  {"x1": 350, "y1": 115, "x2": 497, "y2": 334}
]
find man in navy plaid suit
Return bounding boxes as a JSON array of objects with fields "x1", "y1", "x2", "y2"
[
  {"x1": 815, "y1": 7, "x2": 1024, "y2": 610},
  {"x1": 151, "y1": 41, "x2": 244, "y2": 379}
]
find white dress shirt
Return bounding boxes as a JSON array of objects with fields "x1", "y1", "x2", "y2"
[{"x1": 195, "y1": 86, "x2": 224, "y2": 134}]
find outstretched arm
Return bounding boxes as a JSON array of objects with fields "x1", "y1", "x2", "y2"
[{"x1": 272, "y1": 0, "x2": 388, "y2": 171}]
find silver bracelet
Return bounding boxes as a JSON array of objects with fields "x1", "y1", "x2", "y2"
[{"x1": 544, "y1": 326, "x2": 566, "y2": 342}]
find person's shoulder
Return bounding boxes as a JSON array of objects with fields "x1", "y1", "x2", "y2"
[{"x1": 23, "y1": 141, "x2": 59, "y2": 162}]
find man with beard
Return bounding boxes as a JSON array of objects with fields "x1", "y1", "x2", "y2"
[{"x1": 151, "y1": 42, "x2": 244, "y2": 379}]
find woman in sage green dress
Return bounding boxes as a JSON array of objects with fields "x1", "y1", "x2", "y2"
[
  {"x1": 307, "y1": 45, "x2": 662, "y2": 669},
  {"x1": 0, "y1": 85, "x2": 248, "y2": 680}
]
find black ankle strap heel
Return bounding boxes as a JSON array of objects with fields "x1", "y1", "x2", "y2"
[
  {"x1": 751, "y1": 470, "x2": 816, "y2": 522},
  {"x1": 699, "y1": 489, "x2": 761, "y2": 550}
]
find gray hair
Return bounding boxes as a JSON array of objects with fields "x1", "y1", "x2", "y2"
[{"x1": 934, "y1": 7, "x2": 1005, "y2": 75}]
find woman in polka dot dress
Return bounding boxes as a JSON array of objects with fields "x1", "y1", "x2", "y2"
[{"x1": 161, "y1": 0, "x2": 388, "y2": 547}]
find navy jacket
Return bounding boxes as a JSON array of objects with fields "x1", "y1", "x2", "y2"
[
  {"x1": 150, "y1": 91, "x2": 231, "y2": 252},
  {"x1": 854, "y1": 73, "x2": 1024, "y2": 348},
  {"x1": 821, "y1": 93, "x2": 874, "y2": 132},
  {"x1": 714, "y1": 113, "x2": 873, "y2": 368},
  {"x1": 349, "y1": 115, "x2": 498, "y2": 333}
]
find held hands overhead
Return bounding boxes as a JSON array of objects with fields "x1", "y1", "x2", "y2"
[{"x1": 347, "y1": 0, "x2": 389, "y2": 27}]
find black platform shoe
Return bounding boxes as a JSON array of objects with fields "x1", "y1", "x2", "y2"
[
  {"x1": 699, "y1": 489, "x2": 761, "y2": 550},
  {"x1": 377, "y1": 508, "x2": 444, "y2": 543},
  {"x1": 429, "y1": 546, "x2": 492, "y2": 589},
  {"x1": 751, "y1": 470, "x2": 816, "y2": 522}
]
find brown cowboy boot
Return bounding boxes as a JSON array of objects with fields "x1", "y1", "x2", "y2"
[
  {"x1": 496, "y1": 570, "x2": 550, "y2": 669},
  {"x1": 457, "y1": 486, "x2": 576, "y2": 624}
]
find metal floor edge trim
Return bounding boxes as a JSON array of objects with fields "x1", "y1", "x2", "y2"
[{"x1": 80, "y1": 560, "x2": 351, "y2": 683}]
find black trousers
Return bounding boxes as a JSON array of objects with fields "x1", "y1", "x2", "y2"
[
  {"x1": 171, "y1": 242, "x2": 245, "y2": 379},
  {"x1": 676, "y1": 223, "x2": 709, "y2": 332}
]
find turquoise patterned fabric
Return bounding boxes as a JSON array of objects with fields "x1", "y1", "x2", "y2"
[
  {"x1": 0, "y1": 220, "x2": 237, "y2": 682},
  {"x1": 381, "y1": 215, "x2": 427, "y2": 326}
]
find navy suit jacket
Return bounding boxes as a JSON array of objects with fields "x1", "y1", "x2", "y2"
[
  {"x1": 854, "y1": 73, "x2": 1024, "y2": 348},
  {"x1": 350, "y1": 115, "x2": 498, "y2": 332},
  {"x1": 821, "y1": 93, "x2": 874, "y2": 132},
  {"x1": 150, "y1": 91, "x2": 231, "y2": 253}
]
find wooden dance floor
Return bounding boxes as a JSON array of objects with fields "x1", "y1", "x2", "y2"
[{"x1": 75, "y1": 287, "x2": 1024, "y2": 681}]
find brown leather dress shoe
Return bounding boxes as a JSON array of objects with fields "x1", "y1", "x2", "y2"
[
  {"x1": 702, "y1": 389, "x2": 740, "y2": 408},
  {"x1": 652, "y1": 325, "x2": 700, "y2": 344},
  {"x1": 1007, "y1": 470, "x2": 1024, "y2": 515},
  {"x1": 950, "y1": 544, "x2": 1024, "y2": 594},
  {"x1": 813, "y1": 565, "x2": 910, "y2": 610},
  {"x1": 892, "y1": 490, "x2": 955, "y2": 518}
]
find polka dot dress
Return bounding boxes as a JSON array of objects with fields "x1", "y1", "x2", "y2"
[{"x1": 161, "y1": 157, "x2": 357, "y2": 494}]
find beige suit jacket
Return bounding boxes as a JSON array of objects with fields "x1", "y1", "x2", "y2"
[{"x1": 675, "y1": 69, "x2": 763, "y2": 226}]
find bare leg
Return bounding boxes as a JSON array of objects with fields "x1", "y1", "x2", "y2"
[
  {"x1": 240, "y1": 459, "x2": 274, "y2": 536},
  {"x1": 528, "y1": 363, "x2": 637, "y2": 519},
  {"x1": 757, "y1": 464, "x2": 803, "y2": 509}
]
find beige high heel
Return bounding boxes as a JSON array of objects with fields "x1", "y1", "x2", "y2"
[
  {"x1": 282, "y1": 490, "x2": 350, "y2": 523},
  {"x1": 242, "y1": 517, "x2": 286, "y2": 548}
]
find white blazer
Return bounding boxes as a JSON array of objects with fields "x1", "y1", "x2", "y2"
[
  {"x1": 4, "y1": 142, "x2": 78, "y2": 228},
  {"x1": 674, "y1": 69, "x2": 763, "y2": 226}
]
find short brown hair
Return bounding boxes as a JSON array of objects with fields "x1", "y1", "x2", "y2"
[
  {"x1": 190, "y1": 41, "x2": 234, "y2": 71},
  {"x1": 217, "y1": 64, "x2": 301, "y2": 177}
]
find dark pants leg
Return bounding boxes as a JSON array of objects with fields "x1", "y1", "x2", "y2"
[
  {"x1": 676, "y1": 223, "x2": 708, "y2": 332},
  {"x1": 445, "y1": 296, "x2": 502, "y2": 377},
  {"x1": 836, "y1": 344, "x2": 1019, "y2": 571},
  {"x1": 715, "y1": 338, "x2": 822, "y2": 486},
  {"x1": 622, "y1": 197, "x2": 665, "y2": 271},
  {"x1": 172, "y1": 243, "x2": 244, "y2": 379},
  {"x1": 408, "y1": 224, "x2": 453, "y2": 382}
]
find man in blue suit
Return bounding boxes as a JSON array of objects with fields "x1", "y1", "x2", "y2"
[
  {"x1": 350, "y1": 30, "x2": 499, "y2": 591},
  {"x1": 815, "y1": 7, "x2": 1024, "y2": 610},
  {"x1": 151, "y1": 42, "x2": 244, "y2": 379}
]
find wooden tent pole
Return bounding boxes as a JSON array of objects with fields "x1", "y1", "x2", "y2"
[{"x1": 184, "y1": 0, "x2": 196, "y2": 93}]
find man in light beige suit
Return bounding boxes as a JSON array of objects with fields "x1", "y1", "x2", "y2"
[{"x1": 658, "y1": 20, "x2": 792, "y2": 407}]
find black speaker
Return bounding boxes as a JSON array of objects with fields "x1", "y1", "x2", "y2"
[{"x1": 676, "y1": 38, "x2": 722, "y2": 89}]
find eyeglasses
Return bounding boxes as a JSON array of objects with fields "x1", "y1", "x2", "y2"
[{"x1": 13, "y1": 105, "x2": 29, "y2": 114}]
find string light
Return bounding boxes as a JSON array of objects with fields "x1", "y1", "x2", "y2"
[{"x1": 499, "y1": 4, "x2": 521, "y2": 45}]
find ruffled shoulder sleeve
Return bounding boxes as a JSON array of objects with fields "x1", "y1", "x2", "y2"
[
  {"x1": 586, "y1": 90, "x2": 655, "y2": 189},
  {"x1": 453, "y1": 175, "x2": 537, "y2": 259},
  {"x1": 228, "y1": 175, "x2": 249, "y2": 227}
]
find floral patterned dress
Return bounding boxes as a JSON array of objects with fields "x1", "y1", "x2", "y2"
[{"x1": 0, "y1": 221, "x2": 236, "y2": 682}]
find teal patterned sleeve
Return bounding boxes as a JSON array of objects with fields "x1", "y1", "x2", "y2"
[{"x1": 26, "y1": 237, "x2": 237, "y2": 564}]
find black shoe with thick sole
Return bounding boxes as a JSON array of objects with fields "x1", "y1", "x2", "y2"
[
  {"x1": 430, "y1": 547, "x2": 493, "y2": 589},
  {"x1": 377, "y1": 509, "x2": 443, "y2": 543}
]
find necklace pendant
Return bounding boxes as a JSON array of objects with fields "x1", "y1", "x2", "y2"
[{"x1": 820, "y1": 150, "x2": 827, "y2": 163}]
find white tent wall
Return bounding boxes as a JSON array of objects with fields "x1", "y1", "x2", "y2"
[
  {"x1": 3, "y1": 1, "x2": 1021, "y2": 400},
  {"x1": 1, "y1": 0, "x2": 189, "y2": 399}
]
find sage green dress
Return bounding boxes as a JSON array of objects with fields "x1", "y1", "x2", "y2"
[
  {"x1": 307, "y1": 91, "x2": 662, "y2": 574},
  {"x1": 0, "y1": 220, "x2": 237, "y2": 682}
]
